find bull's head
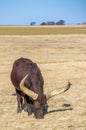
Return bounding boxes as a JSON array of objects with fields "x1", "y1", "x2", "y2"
[{"x1": 19, "y1": 74, "x2": 71, "y2": 119}]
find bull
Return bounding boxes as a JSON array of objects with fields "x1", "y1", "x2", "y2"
[{"x1": 11, "y1": 57, "x2": 71, "y2": 119}]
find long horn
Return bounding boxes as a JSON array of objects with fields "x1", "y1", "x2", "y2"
[
  {"x1": 46, "y1": 82, "x2": 72, "y2": 100},
  {"x1": 19, "y1": 74, "x2": 38, "y2": 100}
]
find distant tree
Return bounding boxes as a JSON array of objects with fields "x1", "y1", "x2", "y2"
[
  {"x1": 82, "y1": 22, "x2": 86, "y2": 25},
  {"x1": 30, "y1": 22, "x2": 36, "y2": 26},
  {"x1": 47, "y1": 21, "x2": 55, "y2": 25},
  {"x1": 40, "y1": 20, "x2": 65, "y2": 26},
  {"x1": 40, "y1": 22, "x2": 47, "y2": 25},
  {"x1": 56, "y1": 20, "x2": 65, "y2": 25}
]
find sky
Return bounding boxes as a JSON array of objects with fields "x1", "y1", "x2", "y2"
[{"x1": 0, "y1": 0, "x2": 86, "y2": 25}]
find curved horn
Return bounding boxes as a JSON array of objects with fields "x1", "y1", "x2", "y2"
[
  {"x1": 46, "y1": 82, "x2": 72, "y2": 100},
  {"x1": 19, "y1": 74, "x2": 38, "y2": 100}
]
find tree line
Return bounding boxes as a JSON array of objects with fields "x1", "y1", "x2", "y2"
[{"x1": 30, "y1": 20, "x2": 65, "y2": 26}]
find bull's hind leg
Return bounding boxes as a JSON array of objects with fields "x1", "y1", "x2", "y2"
[{"x1": 16, "y1": 89, "x2": 23, "y2": 113}]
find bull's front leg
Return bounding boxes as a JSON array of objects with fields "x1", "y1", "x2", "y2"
[
  {"x1": 27, "y1": 103, "x2": 32, "y2": 116},
  {"x1": 24, "y1": 95, "x2": 32, "y2": 115}
]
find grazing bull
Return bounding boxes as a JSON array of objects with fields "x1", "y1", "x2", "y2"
[{"x1": 11, "y1": 57, "x2": 71, "y2": 119}]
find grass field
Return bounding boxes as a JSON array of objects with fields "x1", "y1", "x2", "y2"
[
  {"x1": 0, "y1": 25, "x2": 86, "y2": 130},
  {"x1": 0, "y1": 34, "x2": 86, "y2": 130},
  {"x1": 0, "y1": 25, "x2": 86, "y2": 35}
]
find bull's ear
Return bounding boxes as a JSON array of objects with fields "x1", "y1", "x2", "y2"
[{"x1": 34, "y1": 101, "x2": 40, "y2": 109}]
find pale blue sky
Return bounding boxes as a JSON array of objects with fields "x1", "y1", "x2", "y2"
[{"x1": 0, "y1": 0, "x2": 86, "y2": 25}]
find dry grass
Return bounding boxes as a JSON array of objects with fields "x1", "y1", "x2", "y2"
[
  {"x1": 0, "y1": 35, "x2": 86, "y2": 130},
  {"x1": 0, "y1": 25, "x2": 86, "y2": 35}
]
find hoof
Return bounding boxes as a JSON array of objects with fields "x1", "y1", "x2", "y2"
[
  {"x1": 28, "y1": 111, "x2": 32, "y2": 116},
  {"x1": 17, "y1": 108, "x2": 22, "y2": 113},
  {"x1": 24, "y1": 106, "x2": 28, "y2": 112}
]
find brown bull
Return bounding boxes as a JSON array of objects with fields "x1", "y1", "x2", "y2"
[{"x1": 11, "y1": 57, "x2": 71, "y2": 119}]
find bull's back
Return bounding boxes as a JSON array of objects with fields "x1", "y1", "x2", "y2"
[
  {"x1": 11, "y1": 57, "x2": 44, "y2": 94},
  {"x1": 11, "y1": 58, "x2": 32, "y2": 87}
]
